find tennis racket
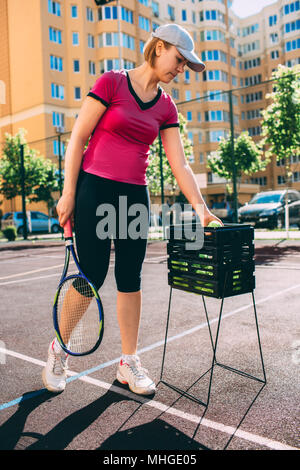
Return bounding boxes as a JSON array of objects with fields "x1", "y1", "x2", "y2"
[{"x1": 53, "y1": 219, "x2": 104, "y2": 356}]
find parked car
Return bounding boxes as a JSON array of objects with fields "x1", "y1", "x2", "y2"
[
  {"x1": 238, "y1": 190, "x2": 300, "y2": 229},
  {"x1": 1, "y1": 211, "x2": 61, "y2": 235},
  {"x1": 210, "y1": 201, "x2": 239, "y2": 223}
]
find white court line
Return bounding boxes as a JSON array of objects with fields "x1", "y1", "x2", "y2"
[
  {"x1": 0, "y1": 254, "x2": 163, "y2": 284},
  {"x1": 0, "y1": 263, "x2": 114, "y2": 285},
  {"x1": 0, "y1": 347, "x2": 297, "y2": 451},
  {"x1": 0, "y1": 264, "x2": 66, "y2": 280}
]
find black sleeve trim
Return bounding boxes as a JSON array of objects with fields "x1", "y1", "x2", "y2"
[
  {"x1": 87, "y1": 92, "x2": 109, "y2": 107},
  {"x1": 159, "y1": 122, "x2": 180, "y2": 131}
]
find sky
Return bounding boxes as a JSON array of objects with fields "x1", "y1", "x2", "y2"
[{"x1": 231, "y1": 0, "x2": 277, "y2": 18}]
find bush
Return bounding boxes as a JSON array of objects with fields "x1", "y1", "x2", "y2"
[{"x1": 3, "y1": 225, "x2": 17, "y2": 241}]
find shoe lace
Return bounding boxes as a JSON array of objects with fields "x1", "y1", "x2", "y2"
[
  {"x1": 50, "y1": 351, "x2": 68, "y2": 375},
  {"x1": 127, "y1": 360, "x2": 148, "y2": 379}
]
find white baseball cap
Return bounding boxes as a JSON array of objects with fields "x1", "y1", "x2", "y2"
[{"x1": 151, "y1": 24, "x2": 205, "y2": 72}]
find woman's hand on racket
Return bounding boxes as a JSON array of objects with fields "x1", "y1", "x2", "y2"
[{"x1": 56, "y1": 193, "x2": 75, "y2": 228}]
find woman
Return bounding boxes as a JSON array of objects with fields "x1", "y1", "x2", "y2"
[{"x1": 42, "y1": 24, "x2": 221, "y2": 396}]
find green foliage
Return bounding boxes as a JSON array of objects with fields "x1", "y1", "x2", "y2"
[
  {"x1": 3, "y1": 226, "x2": 17, "y2": 241},
  {"x1": 146, "y1": 113, "x2": 193, "y2": 195},
  {"x1": 207, "y1": 131, "x2": 267, "y2": 181},
  {"x1": 0, "y1": 128, "x2": 59, "y2": 208},
  {"x1": 260, "y1": 64, "x2": 300, "y2": 182}
]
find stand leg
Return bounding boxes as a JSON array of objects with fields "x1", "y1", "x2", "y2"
[
  {"x1": 215, "y1": 288, "x2": 267, "y2": 384},
  {"x1": 205, "y1": 276, "x2": 228, "y2": 406},
  {"x1": 160, "y1": 287, "x2": 173, "y2": 381}
]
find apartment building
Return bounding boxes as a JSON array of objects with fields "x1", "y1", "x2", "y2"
[{"x1": 0, "y1": 0, "x2": 299, "y2": 213}]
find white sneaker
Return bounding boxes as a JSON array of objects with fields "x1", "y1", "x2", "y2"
[
  {"x1": 42, "y1": 340, "x2": 68, "y2": 393},
  {"x1": 116, "y1": 356, "x2": 156, "y2": 396}
]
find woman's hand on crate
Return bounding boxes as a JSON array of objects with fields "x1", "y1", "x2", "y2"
[{"x1": 204, "y1": 212, "x2": 223, "y2": 227}]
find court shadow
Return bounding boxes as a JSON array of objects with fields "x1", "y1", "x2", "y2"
[
  {"x1": 97, "y1": 418, "x2": 209, "y2": 450},
  {"x1": 25, "y1": 382, "x2": 140, "y2": 450},
  {"x1": 190, "y1": 382, "x2": 267, "y2": 450},
  {"x1": 0, "y1": 390, "x2": 54, "y2": 450},
  {"x1": 255, "y1": 243, "x2": 300, "y2": 266}
]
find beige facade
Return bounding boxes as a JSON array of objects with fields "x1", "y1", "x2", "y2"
[{"x1": 0, "y1": 0, "x2": 299, "y2": 214}]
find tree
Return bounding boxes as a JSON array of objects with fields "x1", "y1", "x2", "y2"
[
  {"x1": 0, "y1": 128, "x2": 59, "y2": 211},
  {"x1": 207, "y1": 130, "x2": 268, "y2": 188},
  {"x1": 146, "y1": 112, "x2": 194, "y2": 197},
  {"x1": 260, "y1": 64, "x2": 300, "y2": 229}
]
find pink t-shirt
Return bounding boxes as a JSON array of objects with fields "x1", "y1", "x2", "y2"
[{"x1": 81, "y1": 69, "x2": 179, "y2": 185}]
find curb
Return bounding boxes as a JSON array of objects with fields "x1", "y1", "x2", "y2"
[
  {"x1": 1, "y1": 233, "x2": 300, "y2": 252},
  {"x1": 0, "y1": 237, "x2": 164, "y2": 252}
]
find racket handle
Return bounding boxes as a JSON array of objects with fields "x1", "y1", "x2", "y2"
[{"x1": 64, "y1": 219, "x2": 73, "y2": 239}]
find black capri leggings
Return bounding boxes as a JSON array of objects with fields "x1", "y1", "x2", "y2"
[{"x1": 74, "y1": 170, "x2": 150, "y2": 293}]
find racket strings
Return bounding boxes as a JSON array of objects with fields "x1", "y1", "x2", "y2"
[{"x1": 56, "y1": 277, "x2": 101, "y2": 354}]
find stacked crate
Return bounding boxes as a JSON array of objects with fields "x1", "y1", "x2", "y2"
[{"x1": 167, "y1": 224, "x2": 255, "y2": 299}]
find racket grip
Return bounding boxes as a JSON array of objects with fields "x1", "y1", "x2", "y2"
[{"x1": 64, "y1": 219, "x2": 73, "y2": 239}]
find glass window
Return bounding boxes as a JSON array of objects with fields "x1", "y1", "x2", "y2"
[{"x1": 71, "y1": 5, "x2": 77, "y2": 18}]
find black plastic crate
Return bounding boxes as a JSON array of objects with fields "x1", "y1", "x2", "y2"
[{"x1": 167, "y1": 224, "x2": 255, "y2": 298}]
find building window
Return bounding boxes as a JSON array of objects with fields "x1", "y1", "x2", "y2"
[
  {"x1": 74, "y1": 87, "x2": 81, "y2": 100},
  {"x1": 271, "y1": 50, "x2": 279, "y2": 59},
  {"x1": 53, "y1": 139, "x2": 65, "y2": 156},
  {"x1": 203, "y1": 70, "x2": 228, "y2": 82},
  {"x1": 244, "y1": 57, "x2": 261, "y2": 69},
  {"x1": 71, "y1": 5, "x2": 78, "y2": 18},
  {"x1": 99, "y1": 58, "x2": 134, "y2": 73},
  {"x1": 140, "y1": 40, "x2": 145, "y2": 53},
  {"x1": 168, "y1": 5, "x2": 175, "y2": 21},
  {"x1": 99, "y1": 32, "x2": 119, "y2": 47},
  {"x1": 48, "y1": 0, "x2": 61, "y2": 16},
  {"x1": 89, "y1": 61, "x2": 96, "y2": 75},
  {"x1": 187, "y1": 111, "x2": 192, "y2": 121},
  {"x1": 248, "y1": 126, "x2": 261, "y2": 136},
  {"x1": 188, "y1": 131, "x2": 193, "y2": 143},
  {"x1": 52, "y1": 111, "x2": 65, "y2": 128},
  {"x1": 270, "y1": 33, "x2": 279, "y2": 44},
  {"x1": 86, "y1": 7, "x2": 94, "y2": 22},
  {"x1": 88, "y1": 34, "x2": 95, "y2": 48},
  {"x1": 152, "y1": 1, "x2": 159, "y2": 17},
  {"x1": 200, "y1": 30, "x2": 225, "y2": 42},
  {"x1": 245, "y1": 91, "x2": 263, "y2": 103},
  {"x1": 277, "y1": 175, "x2": 286, "y2": 185},
  {"x1": 184, "y1": 70, "x2": 190, "y2": 83},
  {"x1": 185, "y1": 90, "x2": 191, "y2": 101},
  {"x1": 51, "y1": 83, "x2": 64, "y2": 100},
  {"x1": 182, "y1": 9, "x2": 187, "y2": 21},
  {"x1": 269, "y1": 15, "x2": 277, "y2": 26},
  {"x1": 171, "y1": 88, "x2": 179, "y2": 100},
  {"x1": 50, "y1": 55, "x2": 63, "y2": 71},
  {"x1": 284, "y1": 19, "x2": 300, "y2": 34},
  {"x1": 244, "y1": 74, "x2": 262, "y2": 86},
  {"x1": 121, "y1": 7, "x2": 133, "y2": 23},
  {"x1": 285, "y1": 38, "x2": 300, "y2": 51},
  {"x1": 122, "y1": 33, "x2": 135, "y2": 50},
  {"x1": 242, "y1": 23, "x2": 259, "y2": 36},
  {"x1": 139, "y1": 15, "x2": 150, "y2": 31},
  {"x1": 201, "y1": 50, "x2": 227, "y2": 62},
  {"x1": 72, "y1": 32, "x2": 79, "y2": 45},
  {"x1": 49, "y1": 27, "x2": 62, "y2": 44},
  {"x1": 73, "y1": 59, "x2": 80, "y2": 72},
  {"x1": 103, "y1": 5, "x2": 117, "y2": 19}
]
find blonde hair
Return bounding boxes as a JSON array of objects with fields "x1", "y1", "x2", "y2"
[{"x1": 143, "y1": 37, "x2": 172, "y2": 67}]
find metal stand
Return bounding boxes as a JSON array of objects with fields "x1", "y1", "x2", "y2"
[{"x1": 159, "y1": 273, "x2": 267, "y2": 408}]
